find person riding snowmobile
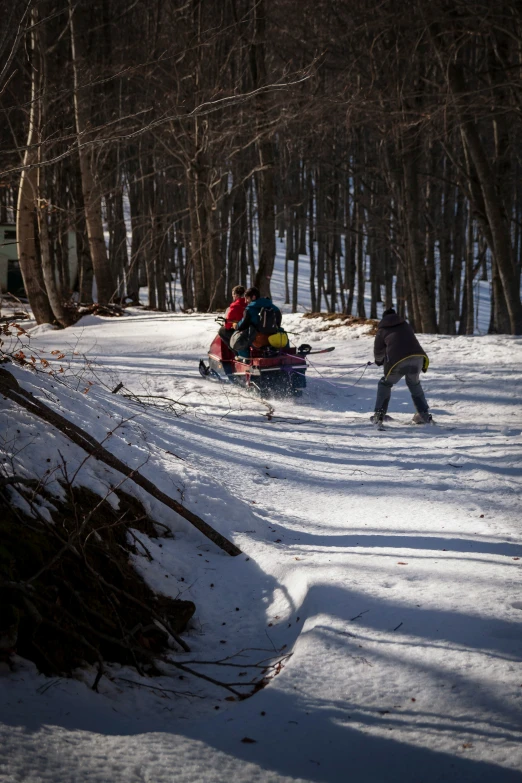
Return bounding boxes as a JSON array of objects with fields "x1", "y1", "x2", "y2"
[
  {"x1": 371, "y1": 307, "x2": 432, "y2": 425},
  {"x1": 230, "y1": 287, "x2": 283, "y2": 358},
  {"x1": 218, "y1": 285, "x2": 246, "y2": 348}
]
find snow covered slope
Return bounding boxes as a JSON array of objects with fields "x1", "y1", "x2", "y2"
[{"x1": 1, "y1": 312, "x2": 521, "y2": 782}]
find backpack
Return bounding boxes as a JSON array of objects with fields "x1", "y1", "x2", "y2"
[{"x1": 257, "y1": 306, "x2": 279, "y2": 335}]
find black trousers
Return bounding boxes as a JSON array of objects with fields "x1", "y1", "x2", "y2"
[
  {"x1": 375, "y1": 357, "x2": 429, "y2": 414},
  {"x1": 218, "y1": 326, "x2": 234, "y2": 347}
]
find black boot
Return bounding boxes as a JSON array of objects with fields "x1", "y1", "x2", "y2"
[
  {"x1": 412, "y1": 412, "x2": 433, "y2": 425},
  {"x1": 370, "y1": 409, "x2": 385, "y2": 425}
]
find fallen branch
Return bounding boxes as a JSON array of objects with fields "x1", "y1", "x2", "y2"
[
  {"x1": 112, "y1": 676, "x2": 204, "y2": 700},
  {"x1": 0, "y1": 475, "x2": 39, "y2": 488},
  {"x1": 0, "y1": 368, "x2": 241, "y2": 556},
  {"x1": 123, "y1": 392, "x2": 190, "y2": 408}
]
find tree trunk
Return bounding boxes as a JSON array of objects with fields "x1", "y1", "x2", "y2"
[
  {"x1": 401, "y1": 146, "x2": 436, "y2": 332},
  {"x1": 355, "y1": 196, "x2": 366, "y2": 319},
  {"x1": 284, "y1": 207, "x2": 293, "y2": 305},
  {"x1": 251, "y1": 0, "x2": 276, "y2": 297},
  {"x1": 465, "y1": 209, "x2": 475, "y2": 335},
  {"x1": 16, "y1": 9, "x2": 54, "y2": 325},
  {"x1": 308, "y1": 169, "x2": 317, "y2": 312},
  {"x1": 74, "y1": 165, "x2": 94, "y2": 304},
  {"x1": 292, "y1": 221, "x2": 299, "y2": 313},
  {"x1": 69, "y1": 0, "x2": 115, "y2": 304},
  {"x1": 448, "y1": 62, "x2": 522, "y2": 334},
  {"x1": 438, "y1": 174, "x2": 455, "y2": 334},
  {"x1": 38, "y1": 200, "x2": 70, "y2": 327}
]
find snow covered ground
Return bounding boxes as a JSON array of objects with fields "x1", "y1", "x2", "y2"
[{"x1": 1, "y1": 310, "x2": 522, "y2": 782}]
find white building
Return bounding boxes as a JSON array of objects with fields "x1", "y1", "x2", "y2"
[{"x1": 0, "y1": 224, "x2": 78, "y2": 296}]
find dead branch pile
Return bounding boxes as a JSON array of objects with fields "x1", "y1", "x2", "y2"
[
  {"x1": 0, "y1": 482, "x2": 195, "y2": 682},
  {"x1": 75, "y1": 303, "x2": 127, "y2": 318}
]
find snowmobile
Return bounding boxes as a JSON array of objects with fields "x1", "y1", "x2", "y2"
[{"x1": 199, "y1": 322, "x2": 332, "y2": 398}]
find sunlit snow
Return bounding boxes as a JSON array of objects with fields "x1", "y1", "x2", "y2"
[{"x1": 1, "y1": 305, "x2": 521, "y2": 782}]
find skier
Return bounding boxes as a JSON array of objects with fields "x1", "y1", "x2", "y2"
[
  {"x1": 218, "y1": 285, "x2": 246, "y2": 348},
  {"x1": 230, "y1": 286, "x2": 283, "y2": 358},
  {"x1": 371, "y1": 307, "x2": 432, "y2": 426}
]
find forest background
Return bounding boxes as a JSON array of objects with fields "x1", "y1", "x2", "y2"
[{"x1": 1, "y1": 0, "x2": 522, "y2": 335}]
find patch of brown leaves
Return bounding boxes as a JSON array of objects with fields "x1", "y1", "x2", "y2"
[{"x1": 302, "y1": 312, "x2": 379, "y2": 335}]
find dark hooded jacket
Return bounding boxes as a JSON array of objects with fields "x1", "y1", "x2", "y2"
[
  {"x1": 236, "y1": 297, "x2": 282, "y2": 333},
  {"x1": 374, "y1": 313, "x2": 428, "y2": 377}
]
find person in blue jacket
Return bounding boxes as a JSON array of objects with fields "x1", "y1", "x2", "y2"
[{"x1": 230, "y1": 286, "x2": 282, "y2": 358}]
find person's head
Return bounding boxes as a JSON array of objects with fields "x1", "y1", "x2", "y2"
[
  {"x1": 232, "y1": 285, "x2": 245, "y2": 300},
  {"x1": 383, "y1": 306, "x2": 396, "y2": 316},
  {"x1": 245, "y1": 286, "x2": 260, "y2": 303}
]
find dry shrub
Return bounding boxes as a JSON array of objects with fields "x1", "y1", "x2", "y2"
[{"x1": 0, "y1": 484, "x2": 194, "y2": 676}]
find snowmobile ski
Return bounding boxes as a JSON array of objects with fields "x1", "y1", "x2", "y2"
[
  {"x1": 302, "y1": 346, "x2": 335, "y2": 355},
  {"x1": 198, "y1": 359, "x2": 210, "y2": 377}
]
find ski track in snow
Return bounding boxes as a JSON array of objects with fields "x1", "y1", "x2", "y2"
[{"x1": 1, "y1": 311, "x2": 522, "y2": 782}]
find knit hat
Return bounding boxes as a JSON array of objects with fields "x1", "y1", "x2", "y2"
[{"x1": 383, "y1": 307, "x2": 396, "y2": 316}]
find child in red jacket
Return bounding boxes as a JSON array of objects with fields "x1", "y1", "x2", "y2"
[{"x1": 219, "y1": 285, "x2": 246, "y2": 347}]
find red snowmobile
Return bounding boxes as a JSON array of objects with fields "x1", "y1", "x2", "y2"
[{"x1": 199, "y1": 323, "x2": 331, "y2": 398}]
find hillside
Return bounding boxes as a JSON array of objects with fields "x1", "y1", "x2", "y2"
[{"x1": 1, "y1": 311, "x2": 521, "y2": 782}]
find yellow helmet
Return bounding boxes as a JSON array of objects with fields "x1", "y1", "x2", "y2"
[{"x1": 268, "y1": 331, "x2": 289, "y2": 349}]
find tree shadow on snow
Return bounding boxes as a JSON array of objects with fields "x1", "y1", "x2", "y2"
[
  {"x1": 265, "y1": 527, "x2": 522, "y2": 559},
  {"x1": 2, "y1": 577, "x2": 522, "y2": 782}
]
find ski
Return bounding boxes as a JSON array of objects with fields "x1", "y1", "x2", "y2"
[
  {"x1": 304, "y1": 346, "x2": 336, "y2": 355},
  {"x1": 369, "y1": 414, "x2": 444, "y2": 430}
]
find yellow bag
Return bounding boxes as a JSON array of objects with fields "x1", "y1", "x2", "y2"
[{"x1": 268, "y1": 331, "x2": 289, "y2": 349}]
